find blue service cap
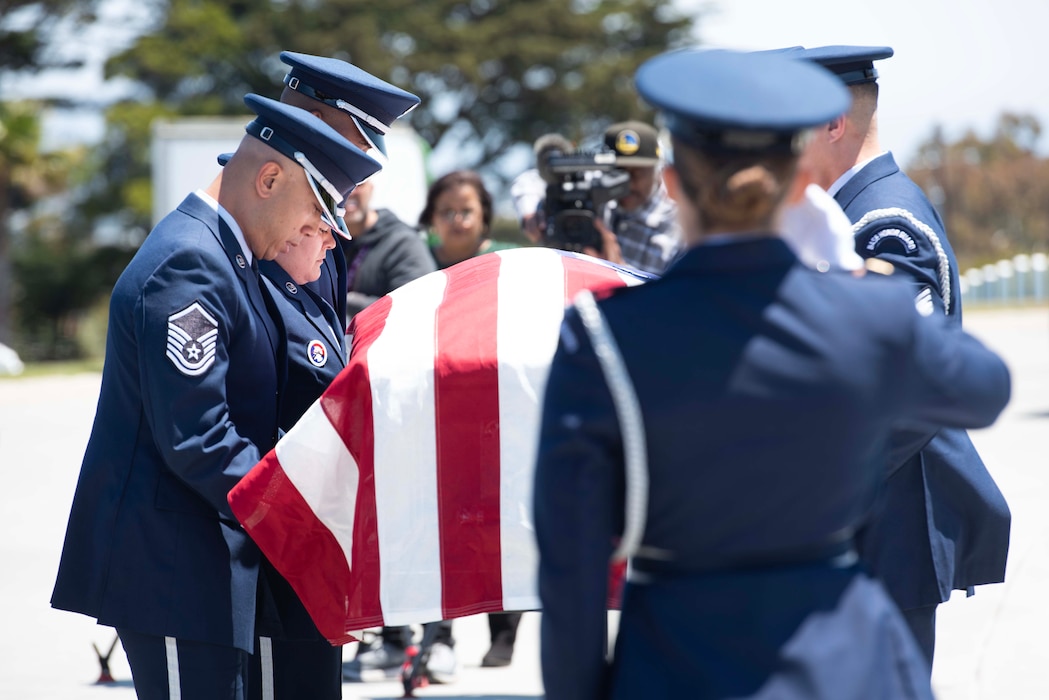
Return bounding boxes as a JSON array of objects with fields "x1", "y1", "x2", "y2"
[
  {"x1": 773, "y1": 45, "x2": 894, "y2": 86},
  {"x1": 242, "y1": 93, "x2": 382, "y2": 234},
  {"x1": 635, "y1": 49, "x2": 851, "y2": 155},
  {"x1": 280, "y1": 51, "x2": 420, "y2": 157}
]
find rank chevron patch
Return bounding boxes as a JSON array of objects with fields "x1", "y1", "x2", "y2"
[{"x1": 167, "y1": 301, "x2": 219, "y2": 376}]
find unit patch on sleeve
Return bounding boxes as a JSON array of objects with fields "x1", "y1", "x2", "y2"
[
  {"x1": 864, "y1": 227, "x2": 918, "y2": 255},
  {"x1": 852, "y1": 207, "x2": 952, "y2": 315},
  {"x1": 167, "y1": 301, "x2": 220, "y2": 376}
]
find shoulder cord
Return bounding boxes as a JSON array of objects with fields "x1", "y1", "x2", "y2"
[
  {"x1": 852, "y1": 207, "x2": 951, "y2": 315},
  {"x1": 573, "y1": 289, "x2": 649, "y2": 562}
]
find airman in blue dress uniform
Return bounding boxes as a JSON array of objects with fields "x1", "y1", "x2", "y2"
[
  {"x1": 250, "y1": 148, "x2": 379, "y2": 699},
  {"x1": 533, "y1": 48, "x2": 1012, "y2": 700},
  {"x1": 51, "y1": 94, "x2": 379, "y2": 700},
  {"x1": 278, "y1": 51, "x2": 421, "y2": 331},
  {"x1": 786, "y1": 45, "x2": 1012, "y2": 663}
]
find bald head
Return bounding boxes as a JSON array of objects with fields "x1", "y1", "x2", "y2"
[{"x1": 210, "y1": 134, "x2": 329, "y2": 261}]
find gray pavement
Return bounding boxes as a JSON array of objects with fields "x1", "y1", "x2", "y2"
[{"x1": 1, "y1": 306, "x2": 1046, "y2": 699}]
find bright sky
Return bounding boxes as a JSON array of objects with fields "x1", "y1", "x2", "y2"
[{"x1": 685, "y1": 0, "x2": 1049, "y2": 165}]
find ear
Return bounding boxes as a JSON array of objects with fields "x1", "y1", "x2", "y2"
[
  {"x1": 826, "y1": 114, "x2": 847, "y2": 144},
  {"x1": 662, "y1": 164, "x2": 684, "y2": 203},
  {"x1": 256, "y1": 160, "x2": 283, "y2": 199}
]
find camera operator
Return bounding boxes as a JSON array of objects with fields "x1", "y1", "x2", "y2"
[
  {"x1": 597, "y1": 120, "x2": 681, "y2": 274},
  {"x1": 524, "y1": 124, "x2": 681, "y2": 275}
]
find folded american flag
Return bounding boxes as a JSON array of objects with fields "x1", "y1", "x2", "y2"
[{"x1": 229, "y1": 247, "x2": 649, "y2": 644}]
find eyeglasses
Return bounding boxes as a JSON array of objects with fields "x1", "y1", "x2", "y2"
[{"x1": 437, "y1": 209, "x2": 478, "y2": 223}]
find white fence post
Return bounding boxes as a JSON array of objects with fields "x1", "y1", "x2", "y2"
[{"x1": 1032, "y1": 253, "x2": 1047, "y2": 303}]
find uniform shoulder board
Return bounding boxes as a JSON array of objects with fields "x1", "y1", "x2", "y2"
[{"x1": 853, "y1": 207, "x2": 951, "y2": 315}]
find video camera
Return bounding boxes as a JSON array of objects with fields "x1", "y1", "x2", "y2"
[{"x1": 538, "y1": 139, "x2": 631, "y2": 253}]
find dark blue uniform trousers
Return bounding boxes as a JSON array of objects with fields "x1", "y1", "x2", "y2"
[
  {"x1": 118, "y1": 628, "x2": 250, "y2": 700},
  {"x1": 248, "y1": 636, "x2": 343, "y2": 700}
]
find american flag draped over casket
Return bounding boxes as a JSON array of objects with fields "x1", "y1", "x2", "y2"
[{"x1": 228, "y1": 247, "x2": 650, "y2": 644}]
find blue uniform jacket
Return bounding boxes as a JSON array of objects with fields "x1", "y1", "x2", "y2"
[
  {"x1": 51, "y1": 193, "x2": 282, "y2": 652},
  {"x1": 307, "y1": 238, "x2": 349, "y2": 332},
  {"x1": 261, "y1": 261, "x2": 347, "y2": 432},
  {"x1": 256, "y1": 261, "x2": 348, "y2": 641},
  {"x1": 534, "y1": 238, "x2": 1010, "y2": 700},
  {"x1": 838, "y1": 153, "x2": 1011, "y2": 608}
]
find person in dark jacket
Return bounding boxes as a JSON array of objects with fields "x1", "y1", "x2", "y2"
[
  {"x1": 534, "y1": 48, "x2": 1011, "y2": 700},
  {"x1": 783, "y1": 44, "x2": 1012, "y2": 665},
  {"x1": 278, "y1": 51, "x2": 421, "y2": 330},
  {"x1": 50, "y1": 95, "x2": 378, "y2": 700},
  {"x1": 342, "y1": 176, "x2": 436, "y2": 321},
  {"x1": 255, "y1": 217, "x2": 352, "y2": 700}
]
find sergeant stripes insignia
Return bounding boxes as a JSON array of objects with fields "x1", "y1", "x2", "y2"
[
  {"x1": 852, "y1": 207, "x2": 951, "y2": 315},
  {"x1": 166, "y1": 301, "x2": 219, "y2": 376}
]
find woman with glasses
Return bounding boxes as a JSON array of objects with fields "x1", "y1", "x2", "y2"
[{"x1": 419, "y1": 170, "x2": 516, "y2": 270}]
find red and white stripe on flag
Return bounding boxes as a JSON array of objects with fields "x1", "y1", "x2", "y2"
[{"x1": 229, "y1": 247, "x2": 650, "y2": 644}]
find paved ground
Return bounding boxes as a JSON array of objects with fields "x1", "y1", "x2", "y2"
[{"x1": 1, "y1": 306, "x2": 1046, "y2": 699}]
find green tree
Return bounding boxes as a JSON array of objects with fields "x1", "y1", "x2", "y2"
[
  {"x1": 1, "y1": 0, "x2": 102, "y2": 346},
  {"x1": 0, "y1": 101, "x2": 77, "y2": 346},
  {"x1": 81, "y1": 0, "x2": 700, "y2": 236},
  {"x1": 0, "y1": 1, "x2": 101, "y2": 73},
  {"x1": 908, "y1": 113, "x2": 1049, "y2": 268}
]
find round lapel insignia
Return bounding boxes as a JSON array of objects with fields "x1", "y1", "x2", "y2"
[
  {"x1": 235, "y1": 254, "x2": 246, "y2": 269},
  {"x1": 286, "y1": 282, "x2": 298, "y2": 294},
  {"x1": 307, "y1": 340, "x2": 327, "y2": 367}
]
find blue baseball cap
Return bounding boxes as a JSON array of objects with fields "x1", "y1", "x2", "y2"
[
  {"x1": 635, "y1": 49, "x2": 851, "y2": 154},
  {"x1": 242, "y1": 93, "x2": 382, "y2": 234},
  {"x1": 773, "y1": 45, "x2": 895, "y2": 86},
  {"x1": 279, "y1": 51, "x2": 420, "y2": 158}
]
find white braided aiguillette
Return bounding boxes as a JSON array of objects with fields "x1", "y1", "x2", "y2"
[
  {"x1": 573, "y1": 289, "x2": 649, "y2": 562},
  {"x1": 852, "y1": 207, "x2": 951, "y2": 315}
]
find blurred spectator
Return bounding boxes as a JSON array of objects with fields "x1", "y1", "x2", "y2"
[
  {"x1": 513, "y1": 125, "x2": 681, "y2": 275},
  {"x1": 342, "y1": 174, "x2": 436, "y2": 321},
  {"x1": 597, "y1": 120, "x2": 682, "y2": 274},
  {"x1": 420, "y1": 170, "x2": 516, "y2": 269}
]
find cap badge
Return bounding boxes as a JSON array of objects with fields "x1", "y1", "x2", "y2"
[
  {"x1": 307, "y1": 340, "x2": 328, "y2": 367},
  {"x1": 615, "y1": 130, "x2": 641, "y2": 156}
]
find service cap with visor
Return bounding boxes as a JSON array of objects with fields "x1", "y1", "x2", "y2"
[
  {"x1": 279, "y1": 51, "x2": 421, "y2": 160},
  {"x1": 242, "y1": 93, "x2": 383, "y2": 238},
  {"x1": 635, "y1": 49, "x2": 851, "y2": 156},
  {"x1": 762, "y1": 45, "x2": 894, "y2": 86}
]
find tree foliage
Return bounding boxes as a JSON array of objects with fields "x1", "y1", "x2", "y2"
[
  {"x1": 12, "y1": 212, "x2": 133, "y2": 359},
  {"x1": 1, "y1": 0, "x2": 104, "y2": 346},
  {"x1": 81, "y1": 0, "x2": 699, "y2": 235},
  {"x1": 0, "y1": 1, "x2": 102, "y2": 76},
  {"x1": 4, "y1": 0, "x2": 700, "y2": 358},
  {"x1": 907, "y1": 113, "x2": 1049, "y2": 268}
]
